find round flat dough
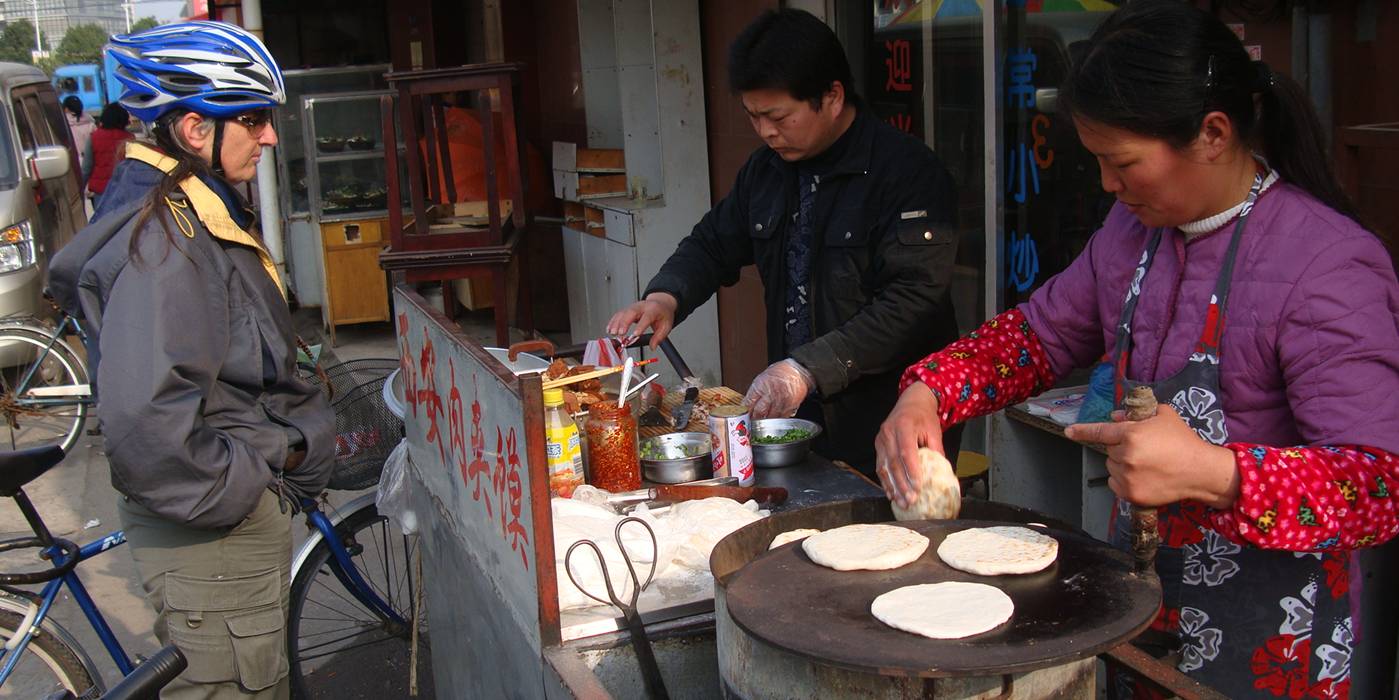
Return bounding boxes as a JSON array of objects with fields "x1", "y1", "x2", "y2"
[
  {"x1": 802, "y1": 524, "x2": 930, "y2": 571},
  {"x1": 892, "y1": 448, "x2": 961, "y2": 521},
  {"x1": 769, "y1": 528, "x2": 820, "y2": 550},
  {"x1": 937, "y1": 526, "x2": 1058, "y2": 576},
  {"x1": 872, "y1": 582, "x2": 1013, "y2": 639}
]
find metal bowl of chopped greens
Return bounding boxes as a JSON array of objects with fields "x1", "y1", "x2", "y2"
[
  {"x1": 751, "y1": 418, "x2": 822, "y2": 468},
  {"x1": 639, "y1": 432, "x2": 713, "y2": 484}
]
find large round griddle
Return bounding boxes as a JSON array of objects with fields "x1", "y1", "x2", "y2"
[{"x1": 721, "y1": 515, "x2": 1160, "y2": 678}]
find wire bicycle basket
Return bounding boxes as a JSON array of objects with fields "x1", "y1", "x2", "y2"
[{"x1": 307, "y1": 358, "x2": 403, "y2": 491}]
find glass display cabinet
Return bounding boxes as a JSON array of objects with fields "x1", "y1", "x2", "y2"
[
  {"x1": 297, "y1": 88, "x2": 409, "y2": 343},
  {"x1": 300, "y1": 90, "x2": 407, "y2": 222},
  {"x1": 275, "y1": 65, "x2": 389, "y2": 218}
]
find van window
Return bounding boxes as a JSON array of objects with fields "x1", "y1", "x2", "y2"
[
  {"x1": 0, "y1": 109, "x2": 20, "y2": 189},
  {"x1": 33, "y1": 89, "x2": 68, "y2": 148},
  {"x1": 81, "y1": 76, "x2": 94, "y2": 92},
  {"x1": 11, "y1": 100, "x2": 35, "y2": 152}
]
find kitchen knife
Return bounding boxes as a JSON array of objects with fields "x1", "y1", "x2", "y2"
[
  {"x1": 603, "y1": 477, "x2": 740, "y2": 509},
  {"x1": 658, "y1": 338, "x2": 702, "y2": 430}
]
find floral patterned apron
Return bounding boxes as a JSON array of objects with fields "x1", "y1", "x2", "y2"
[{"x1": 1108, "y1": 174, "x2": 1354, "y2": 699}]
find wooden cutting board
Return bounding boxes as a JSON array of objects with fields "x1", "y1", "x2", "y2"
[{"x1": 639, "y1": 385, "x2": 745, "y2": 439}]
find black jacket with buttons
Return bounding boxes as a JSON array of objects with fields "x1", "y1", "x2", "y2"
[{"x1": 645, "y1": 108, "x2": 959, "y2": 467}]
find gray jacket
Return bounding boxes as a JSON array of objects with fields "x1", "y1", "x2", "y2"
[{"x1": 50, "y1": 154, "x2": 333, "y2": 529}]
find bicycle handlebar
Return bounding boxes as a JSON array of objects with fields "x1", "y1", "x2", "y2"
[{"x1": 100, "y1": 645, "x2": 187, "y2": 700}]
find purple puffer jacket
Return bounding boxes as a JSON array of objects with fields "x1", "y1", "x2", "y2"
[{"x1": 1021, "y1": 183, "x2": 1399, "y2": 454}]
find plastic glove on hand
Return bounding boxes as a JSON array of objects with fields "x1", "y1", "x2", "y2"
[{"x1": 743, "y1": 359, "x2": 815, "y2": 419}]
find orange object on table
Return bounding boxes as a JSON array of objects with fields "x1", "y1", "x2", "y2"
[{"x1": 420, "y1": 106, "x2": 551, "y2": 211}]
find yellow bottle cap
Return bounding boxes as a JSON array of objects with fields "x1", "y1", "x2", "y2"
[{"x1": 543, "y1": 388, "x2": 565, "y2": 406}]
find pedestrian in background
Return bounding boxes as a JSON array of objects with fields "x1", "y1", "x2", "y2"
[
  {"x1": 86, "y1": 103, "x2": 133, "y2": 213},
  {"x1": 62, "y1": 95, "x2": 95, "y2": 186}
]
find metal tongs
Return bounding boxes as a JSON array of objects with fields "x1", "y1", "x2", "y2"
[
  {"x1": 564, "y1": 517, "x2": 669, "y2": 700},
  {"x1": 612, "y1": 333, "x2": 700, "y2": 430}
]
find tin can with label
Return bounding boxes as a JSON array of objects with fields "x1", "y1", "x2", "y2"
[{"x1": 708, "y1": 405, "x2": 754, "y2": 487}]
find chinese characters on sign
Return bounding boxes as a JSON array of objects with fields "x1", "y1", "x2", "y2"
[
  {"x1": 1006, "y1": 49, "x2": 1037, "y2": 110},
  {"x1": 885, "y1": 39, "x2": 912, "y2": 92},
  {"x1": 1006, "y1": 48, "x2": 1043, "y2": 206},
  {"x1": 882, "y1": 38, "x2": 916, "y2": 133},
  {"x1": 397, "y1": 312, "x2": 532, "y2": 571},
  {"x1": 1004, "y1": 40, "x2": 1052, "y2": 293},
  {"x1": 1008, "y1": 230, "x2": 1040, "y2": 293}
]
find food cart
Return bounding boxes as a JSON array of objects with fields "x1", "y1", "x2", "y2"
[{"x1": 392, "y1": 285, "x2": 1228, "y2": 699}]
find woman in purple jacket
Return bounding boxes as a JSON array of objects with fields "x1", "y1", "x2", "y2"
[{"x1": 876, "y1": 2, "x2": 1398, "y2": 698}]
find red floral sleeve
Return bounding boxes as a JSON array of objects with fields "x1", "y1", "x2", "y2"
[
  {"x1": 903, "y1": 313, "x2": 1399, "y2": 553},
  {"x1": 898, "y1": 307, "x2": 1058, "y2": 427},
  {"x1": 1209, "y1": 445, "x2": 1399, "y2": 551}
]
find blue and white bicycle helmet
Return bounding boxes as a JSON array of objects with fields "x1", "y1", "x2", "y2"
[{"x1": 107, "y1": 21, "x2": 285, "y2": 124}]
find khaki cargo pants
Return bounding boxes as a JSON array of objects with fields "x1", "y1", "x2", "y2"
[{"x1": 119, "y1": 490, "x2": 292, "y2": 699}]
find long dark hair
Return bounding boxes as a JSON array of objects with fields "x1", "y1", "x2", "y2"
[
  {"x1": 129, "y1": 111, "x2": 217, "y2": 264},
  {"x1": 1059, "y1": 0, "x2": 1359, "y2": 224}
]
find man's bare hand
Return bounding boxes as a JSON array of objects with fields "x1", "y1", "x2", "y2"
[{"x1": 606, "y1": 293, "x2": 678, "y2": 349}]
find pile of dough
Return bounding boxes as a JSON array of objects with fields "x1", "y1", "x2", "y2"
[
  {"x1": 872, "y1": 582, "x2": 1013, "y2": 639},
  {"x1": 891, "y1": 448, "x2": 961, "y2": 521},
  {"x1": 802, "y1": 524, "x2": 929, "y2": 571},
  {"x1": 769, "y1": 528, "x2": 821, "y2": 550},
  {"x1": 936, "y1": 526, "x2": 1058, "y2": 575}
]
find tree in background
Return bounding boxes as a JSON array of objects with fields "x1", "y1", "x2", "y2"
[
  {"x1": 0, "y1": 19, "x2": 43, "y2": 65},
  {"x1": 54, "y1": 23, "x2": 109, "y2": 66},
  {"x1": 131, "y1": 17, "x2": 160, "y2": 32}
]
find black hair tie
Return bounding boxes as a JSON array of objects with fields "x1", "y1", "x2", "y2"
[{"x1": 1253, "y1": 61, "x2": 1276, "y2": 92}]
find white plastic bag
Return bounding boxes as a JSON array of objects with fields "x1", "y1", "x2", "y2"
[
  {"x1": 583, "y1": 338, "x2": 650, "y2": 388},
  {"x1": 375, "y1": 438, "x2": 417, "y2": 534}
]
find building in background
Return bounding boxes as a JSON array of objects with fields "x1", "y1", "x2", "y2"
[{"x1": 0, "y1": 0, "x2": 126, "y2": 54}]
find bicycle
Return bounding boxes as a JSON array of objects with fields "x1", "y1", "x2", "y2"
[
  {"x1": 288, "y1": 357, "x2": 427, "y2": 698},
  {"x1": 0, "y1": 444, "x2": 177, "y2": 698},
  {"x1": 0, "y1": 309, "x2": 92, "y2": 454},
  {"x1": 289, "y1": 494, "x2": 424, "y2": 698}
]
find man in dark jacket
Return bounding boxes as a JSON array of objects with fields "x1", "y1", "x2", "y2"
[{"x1": 607, "y1": 9, "x2": 961, "y2": 470}]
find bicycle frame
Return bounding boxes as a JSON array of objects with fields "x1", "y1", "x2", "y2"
[
  {"x1": 7, "y1": 315, "x2": 93, "y2": 409},
  {"x1": 299, "y1": 499, "x2": 409, "y2": 628},
  {"x1": 0, "y1": 492, "x2": 407, "y2": 691},
  {"x1": 0, "y1": 530, "x2": 135, "y2": 686}
]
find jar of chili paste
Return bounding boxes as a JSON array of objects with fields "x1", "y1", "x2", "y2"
[{"x1": 584, "y1": 402, "x2": 641, "y2": 492}]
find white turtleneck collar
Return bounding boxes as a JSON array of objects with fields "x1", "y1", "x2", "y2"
[{"x1": 1178, "y1": 169, "x2": 1280, "y2": 240}]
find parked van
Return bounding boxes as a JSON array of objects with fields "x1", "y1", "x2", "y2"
[{"x1": 0, "y1": 63, "x2": 86, "y2": 324}]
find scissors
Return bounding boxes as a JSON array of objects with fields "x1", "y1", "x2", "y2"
[{"x1": 565, "y1": 516, "x2": 669, "y2": 700}]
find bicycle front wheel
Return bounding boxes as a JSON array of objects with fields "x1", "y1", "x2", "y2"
[
  {"x1": 288, "y1": 504, "x2": 430, "y2": 699},
  {"x1": 0, "y1": 326, "x2": 88, "y2": 453},
  {"x1": 0, "y1": 606, "x2": 99, "y2": 699}
]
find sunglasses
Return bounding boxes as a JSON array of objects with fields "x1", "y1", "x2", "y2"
[{"x1": 233, "y1": 109, "x2": 274, "y2": 132}]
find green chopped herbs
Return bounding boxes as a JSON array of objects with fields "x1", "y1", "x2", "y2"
[
  {"x1": 753, "y1": 428, "x2": 813, "y2": 445},
  {"x1": 640, "y1": 440, "x2": 707, "y2": 460}
]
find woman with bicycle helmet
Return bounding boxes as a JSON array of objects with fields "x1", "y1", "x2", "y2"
[{"x1": 49, "y1": 21, "x2": 333, "y2": 698}]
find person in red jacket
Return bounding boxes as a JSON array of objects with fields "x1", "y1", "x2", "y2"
[{"x1": 87, "y1": 103, "x2": 134, "y2": 208}]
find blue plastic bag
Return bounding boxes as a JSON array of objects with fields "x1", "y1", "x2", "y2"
[{"x1": 1075, "y1": 361, "x2": 1116, "y2": 424}]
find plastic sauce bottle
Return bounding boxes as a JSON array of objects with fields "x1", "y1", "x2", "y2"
[{"x1": 543, "y1": 389, "x2": 585, "y2": 497}]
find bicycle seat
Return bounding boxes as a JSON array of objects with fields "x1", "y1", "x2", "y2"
[{"x1": 0, "y1": 446, "x2": 64, "y2": 497}]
